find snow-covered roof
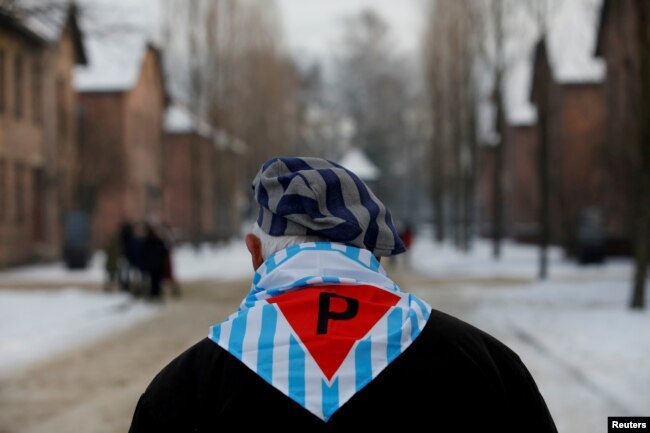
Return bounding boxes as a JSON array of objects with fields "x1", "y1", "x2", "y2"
[
  {"x1": 9, "y1": 0, "x2": 68, "y2": 42},
  {"x1": 165, "y1": 104, "x2": 194, "y2": 134},
  {"x1": 73, "y1": 0, "x2": 160, "y2": 92},
  {"x1": 4, "y1": 1, "x2": 86, "y2": 63},
  {"x1": 23, "y1": 8, "x2": 67, "y2": 43},
  {"x1": 338, "y1": 147, "x2": 379, "y2": 181},
  {"x1": 164, "y1": 103, "x2": 214, "y2": 139},
  {"x1": 505, "y1": 0, "x2": 604, "y2": 125},
  {"x1": 546, "y1": 0, "x2": 604, "y2": 83},
  {"x1": 506, "y1": 60, "x2": 538, "y2": 126},
  {"x1": 74, "y1": 35, "x2": 148, "y2": 92},
  {"x1": 164, "y1": 103, "x2": 249, "y2": 155}
]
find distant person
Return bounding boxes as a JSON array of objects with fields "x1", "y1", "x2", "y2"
[
  {"x1": 398, "y1": 222, "x2": 415, "y2": 269},
  {"x1": 130, "y1": 222, "x2": 149, "y2": 297},
  {"x1": 103, "y1": 230, "x2": 122, "y2": 291},
  {"x1": 160, "y1": 222, "x2": 181, "y2": 297},
  {"x1": 118, "y1": 222, "x2": 136, "y2": 292},
  {"x1": 142, "y1": 223, "x2": 169, "y2": 301},
  {"x1": 128, "y1": 157, "x2": 557, "y2": 432}
]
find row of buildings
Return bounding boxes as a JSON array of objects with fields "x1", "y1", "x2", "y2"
[
  {"x1": 479, "y1": 0, "x2": 643, "y2": 256},
  {"x1": 0, "y1": 4, "x2": 245, "y2": 268}
]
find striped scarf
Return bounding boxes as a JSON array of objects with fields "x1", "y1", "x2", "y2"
[{"x1": 209, "y1": 242, "x2": 431, "y2": 421}]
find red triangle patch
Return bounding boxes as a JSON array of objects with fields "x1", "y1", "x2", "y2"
[{"x1": 268, "y1": 284, "x2": 400, "y2": 380}]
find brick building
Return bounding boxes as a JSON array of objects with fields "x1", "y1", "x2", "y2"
[
  {"x1": 0, "y1": 6, "x2": 86, "y2": 267},
  {"x1": 76, "y1": 41, "x2": 166, "y2": 248},
  {"x1": 164, "y1": 102, "x2": 247, "y2": 243},
  {"x1": 595, "y1": 0, "x2": 649, "y2": 254},
  {"x1": 163, "y1": 103, "x2": 215, "y2": 242},
  {"x1": 478, "y1": 0, "x2": 631, "y2": 256},
  {"x1": 529, "y1": 39, "x2": 614, "y2": 251}
]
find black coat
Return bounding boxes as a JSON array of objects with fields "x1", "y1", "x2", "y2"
[{"x1": 129, "y1": 308, "x2": 557, "y2": 432}]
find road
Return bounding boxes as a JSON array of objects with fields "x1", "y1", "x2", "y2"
[{"x1": 0, "y1": 268, "x2": 621, "y2": 433}]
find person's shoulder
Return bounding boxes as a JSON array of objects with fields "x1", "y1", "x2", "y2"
[
  {"x1": 143, "y1": 338, "x2": 225, "y2": 396},
  {"x1": 130, "y1": 339, "x2": 227, "y2": 431},
  {"x1": 420, "y1": 308, "x2": 525, "y2": 366}
]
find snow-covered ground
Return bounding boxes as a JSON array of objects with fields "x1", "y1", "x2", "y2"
[
  {"x1": 0, "y1": 240, "x2": 252, "y2": 376},
  {"x1": 410, "y1": 234, "x2": 649, "y2": 431},
  {"x1": 0, "y1": 233, "x2": 647, "y2": 431},
  {"x1": 0, "y1": 240, "x2": 252, "y2": 285},
  {"x1": 0, "y1": 289, "x2": 158, "y2": 375}
]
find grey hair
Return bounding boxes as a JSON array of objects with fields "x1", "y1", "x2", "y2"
[{"x1": 252, "y1": 223, "x2": 328, "y2": 259}]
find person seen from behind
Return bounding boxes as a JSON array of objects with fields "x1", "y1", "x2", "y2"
[
  {"x1": 128, "y1": 157, "x2": 557, "y2": 432},
  {"x1": 103, "y1": 229, "x2": 122, "y2": 291},
  {"x1": 142, "y1": 223, "x2": 169, "y2": 301}
]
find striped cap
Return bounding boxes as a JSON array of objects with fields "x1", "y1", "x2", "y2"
[{"x1": 252, "y1": 157, "x2": 405, "y2": 257}]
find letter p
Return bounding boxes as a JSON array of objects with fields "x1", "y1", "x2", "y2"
[{"x1": 317, "y1": 292, "x2": 359, "y2": 334}]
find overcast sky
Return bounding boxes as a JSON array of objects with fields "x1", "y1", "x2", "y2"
[{"x1": 276, "y1": 0, "x2": 424, "y2": 61}]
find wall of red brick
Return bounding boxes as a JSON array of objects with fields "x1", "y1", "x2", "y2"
[
  {"x1": 214, "y1": 145, "x2": 245, "y2": 240},
  {"x1": 77, "y1": 92, "x2": 126, "y2": 248},
  {"x1": 78, "y1": 48, "x2": 166, "y2": 248},
  {"x1": 163, "y1": 132, "x2": 217, "y2": 241},
  {"x1": 123, "y1": 48, "x2": 164, "y2": 225},
  {"x1": 163, "y1": 133, "x2": 193, "y2": 239},
  {"x1": 508, "y1": 124, "x2": 539, "y2": 242},
  {"x1": 0, "y1": 27, "x2": 53, "y2": 266},
  {"x1": 597, "y1": 0, "x2": 644, "y2": 253},
  {"x1": 556, "y1": 84, "x2": 608, "y2": 244}
]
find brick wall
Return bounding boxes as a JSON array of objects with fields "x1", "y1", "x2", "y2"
[
  {"x1": 596, "y1": 0, "x2": 645, "y2": 254},
  {"x1": 163, "y1": 132, "x2": 217, "y2": 241},
  {"x1": 0, "y1": 28, "x2": 46, "y2": 266},
  {"x1": 78, "y1": 47, "x2": 166, "y2": 248},
  {"x1": 123, "y1": 48, "x2": 164, "y2": 225}
]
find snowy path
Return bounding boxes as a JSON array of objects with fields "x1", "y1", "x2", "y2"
[
  {"x1": 0, "y1": 237, "x2": 647, "y2": 433},
  {"x1": 0, "y1": 279, "x2": 252, "y2": 433}
]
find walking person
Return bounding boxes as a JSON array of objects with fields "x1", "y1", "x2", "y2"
[
  {"x1": 129, "y1": 157, "x2": 557, "y2": 432},
  {"x1": 159, "y1": 222, "x2": 181, "y2": 298},
  {"x1": 141, "y1": 223, "x2": 168, "y2": 301},
  {"x1": 103, "y1": 229, "x2": 122, "y2": 291},
  {"x1": 118, "y1": 222, "x2": 136, "y2": 292}
]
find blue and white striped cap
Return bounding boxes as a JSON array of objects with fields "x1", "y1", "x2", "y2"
[{"x1": 252, "y1": 157, "x2": 405, "y2": 257}]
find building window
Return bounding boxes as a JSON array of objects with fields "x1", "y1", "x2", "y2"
[
  {"x1": 32, "y1": 58, "x2": 43, "y2": 124},
  {"x1": 14, "y1": 55, "x2": 24, "y2": 119},
  {"x1": 15, "y1": 163, "x2": 25, "y2": 223},
  {"x1": 0, "y1": 51, "x2": 5, "y2": 113},
  {"x1": 56, "y1": 78, "x2": 67, "y2": 141},
  {"x1": 0, "y1": 160, "x2": 6, "y2": 221}
]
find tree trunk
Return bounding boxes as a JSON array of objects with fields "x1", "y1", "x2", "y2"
[
  {"x1": 492, "y1": 96, "x2": 505, "y2": 260},
  {"x1": 430, "y1": 122, "x2": 446, "y2": 243},
  {"x1": 631, "y1": 175, "x2": 649, "y2": 308},
  {"x1": 631, "y1": 0, "x2": 650, "y2": 309},
  {"x1": 492, "y1": 149, "x2": 503, "y2": 258},
  {"x1": 538, "y1": 88, "x2": 550, "y2": 280},
  {"x1": 491, "y1": 0, "x2": 506, "y2": 260}
]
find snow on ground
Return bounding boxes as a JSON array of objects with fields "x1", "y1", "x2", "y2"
[
  {"x1": 0, "y1": 231, "x2": 647, "y2": 430},
  {"x1": 470, "y1": 279, "x2": 650, "y2": 415},
  {"x1": 0, "y1": 289, "x2": 158, "y2": 375},
  {"x1": 0, "y1": 240, "x2": 252, "y2": 375},
  {"x1": 0, "y1": 240, "x2": 252, "y2": 285},
  {"x1": 410, "y1": 232, "x2": 650, "y2": 431},
  {"x1": 172, "y1": 241, "x2": 253, "y2": 281},
  {"x1": 410, "y1": 234, "x2": 633, "y2": 281}
]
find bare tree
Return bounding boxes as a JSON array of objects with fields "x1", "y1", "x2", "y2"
[
  {"x1": 630, "y1": 0, "x2": 650, "y2": 308},
  {"x1": 527, "y1": 0, "x2": 559, "y2": 280},
  {"x1": 422, "y1": 0, "x2": 481, "y2": 248},
  {"x1": 162, "y1": 0, "x2": 302, "y2": 224},
  {"x1": 482, "y1": 0, "x2": 508, "y2": 259},
  {"x1": 333, "y1": 9, "x2": 415, "y2": 218}
]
